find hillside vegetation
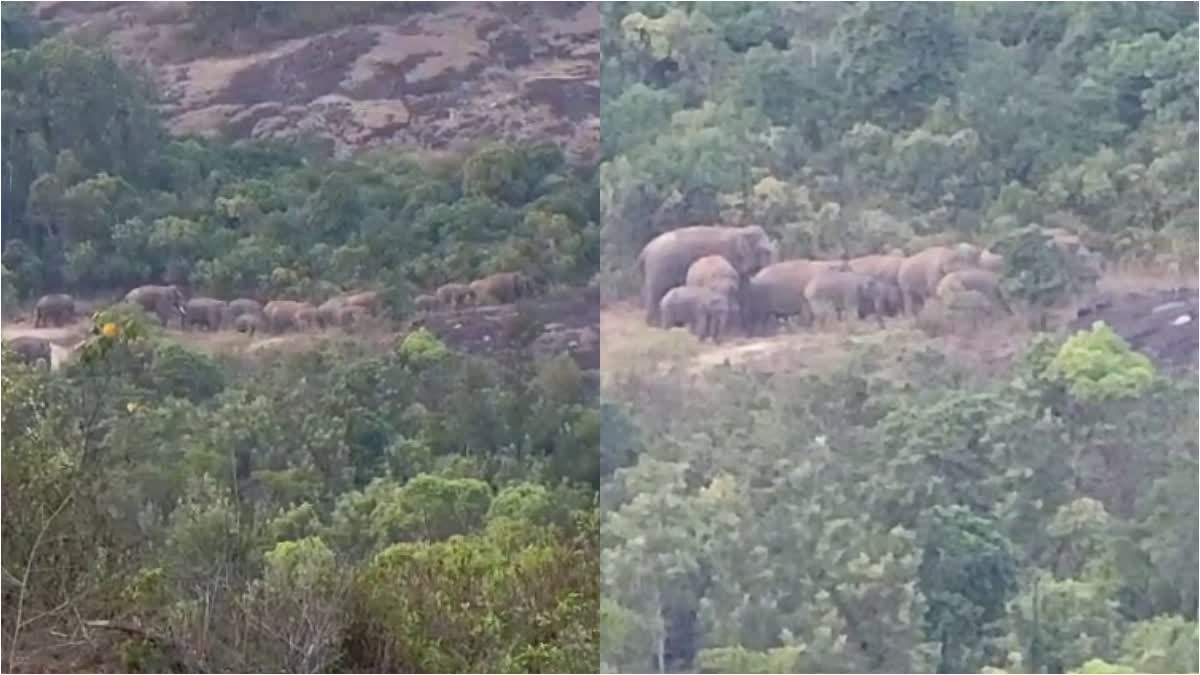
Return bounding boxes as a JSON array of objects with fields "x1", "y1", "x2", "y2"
[{"x1": 599, "y1": 4, "x2": 1198, "y2": 674}]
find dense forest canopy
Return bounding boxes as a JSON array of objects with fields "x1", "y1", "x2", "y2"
[
  {"x1": 1, "y1": 5, "x2": 599, "y2": 673},
  {"x1": 599, "y1": 3, "x2": 1198, "y2": 674},
  {"x1": 599, "y1": 2, "x2": 1197, "y2": 295},
  {"x1": 1, "y1": 3, "x2": 599, "y2": 307}
]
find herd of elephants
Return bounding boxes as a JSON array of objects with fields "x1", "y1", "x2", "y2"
[
  {"x1": 638, "y1": 224, "x2": 1076, "y2": 342},
  {"x1": 6, "y1": 270, "x2": 542, "y2": 367},
  {"x1": 6, "y1": 224, "x2": 1090, "y2": 366}
]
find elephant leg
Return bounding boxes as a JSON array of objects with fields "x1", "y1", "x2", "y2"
[{"x1": 904, "y1": 290, "x2": 921, "y2": 316}]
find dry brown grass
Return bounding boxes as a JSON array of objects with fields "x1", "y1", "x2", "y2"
[
  {"x1": 600, "y1": 293, "x2": 1043, "y2": 386},
  {"x1": 1098, "y1": 263, "x2": 1198, "y2": 293}
]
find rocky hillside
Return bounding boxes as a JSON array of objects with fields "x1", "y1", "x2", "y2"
[{"x1": 34, "y1": 1, "x2": 600, "y2": 161}]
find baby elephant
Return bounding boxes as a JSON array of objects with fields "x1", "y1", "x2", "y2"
[
  {"x1": 6, "y1": 336, "x2": 52, "y2": 368},
  {"x1": 659, "y1": 286, "x2": 732, "y2": 343},
  {"x1": 34, "y1": 293, "x2": 77, "y2": 327},
  {"x1": 805, "y1": 269, "x2": 886, "y2": 328},
  {"x1": 936, "y1": 269, "x2": 1012, "y2": 314},
  {"x1": 436, "y1": 283, "x2": 475, "y2": 310},
  {"x1": 233, "y1": 313, "x2": 264, "y2": 336}
]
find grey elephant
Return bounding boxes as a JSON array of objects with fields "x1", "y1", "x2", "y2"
[
  {"x1": 342, "y1": 290, "x2": 382, "y2": 317},
  {"x1": 743, "y1": 275, "x2": 812, "y2": 337},
  {"x1": 436, "y1": 283, "x2": 475, "y2": 309},
  {"x1": 33, "y1": 293, "x2": 77, "y2": 327},
  {"x1": 334, "y1": 304, "x2": 366, "y2": 329},
  {"x1": 638, "y1": 225, "x2": 778, "y2": 325},
  {"x1": 896, "y1": 243, "x2": 981, "y2": 316},
  {"x1": 263, "y1": 300, "x2": 319, "y2": 333},
  {"x1": 876, "y1": 280, "x2": 904, "y2": 318},
  {"x1": 317, "y1": 297, "x2": 345, "y2": 329},
  {"x1": 470, "y1": 272, "x2": 536, "y2": 305},
  {"x1": 6, "y1": 336, "x2": 52, "y2": 368},
  {"x1": 227, "y1": 298, "x2": 264, "y2": 322},
  {"x1": 659, "y1": 286, "x2": 732, "y2": 343},
  {"x1": 741, "y1": 259, "x2": 848, "y2": 335},
  {"x1": 805, "y1": 269, "x2": 886, "y2": 328},
  {"x1": 414, "y1": 294, "x2": 438, "y2": 313},
  {"x1": 184, "y1": 298, "x2": 227, "y2": 332},
  {"x1": 936, "y1": 269, "x2": 1012, "y2": 314},
  {"x1": 233, "y1": 312, "x2": 264, "y2": 336},
  {"x1": 848, "y1": 254, "x2": 905, "y2": 285},
  {"x1": 685, "y1": 255, "x2": 740, "y2": 299},
  {"x1": 125, "y1": 285, "x2": 188, "y2": 327}
]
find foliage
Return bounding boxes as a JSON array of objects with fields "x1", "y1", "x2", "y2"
[
  {"x1": 600, "y1": 3, "x2": 1198, "y2": 294},
  {"x1": 602, "y1": 11, "x2": 1196, "y2": 666},
  {"x1": 349, "y1": 516, "x2": 599, "y2": 673},
  {"x1": 1, "y1": 35, "x2": 597, "y2": 300},
  {"x1": 2, "y1": 303, "x2": 598, "y2": 672},
  {"x1": 601, "y1": 334, "x2": 1198, "y2": 672},
  {"x1": 1048, "y1": 322, "x2": 1156, "y2": 402}
]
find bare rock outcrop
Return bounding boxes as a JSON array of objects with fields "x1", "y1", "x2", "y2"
[{"x1": 37, "y1": 1, "x2": 600, "y2": 160}]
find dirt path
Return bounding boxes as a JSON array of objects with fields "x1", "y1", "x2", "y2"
[
  {"x1": 601, "y1": 279, "x2": 1198, "y2": 384},
  {"x1": 3, "y1": 287, "x2": 602, "y2": 370}
]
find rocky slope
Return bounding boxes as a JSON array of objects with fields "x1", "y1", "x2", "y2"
[{"x1": 35, "y1": 1, "x2": 600, "y2": 161}]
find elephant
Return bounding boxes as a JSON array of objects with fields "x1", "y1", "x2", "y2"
[
  {"x1": 848, "y1": 254, "x2": 905, "y2": 285},
  {"x1": 743, "y1": 274, "x2": 812, "y2": 337},
  {"x1": 316, "y1": 298, "x2": 345, "y2": 329},
  {"x1": 804, "y1": 269, "x2": 886, "y2": 328},
  {"x1": 637, "y1": 225, "x2": 778, "y2": 325},
  {"x1": 979, "y1": 250, "x2": 1004, "y2": 273},
  {"x1": 436, "y1": 283, "x2": 475, "y2": 309},
  {"x1": 935, "y1": 269, "x2": 1013, "y2": 314},
  {"x1": 470, "y1": 272, "x2": 536, "y2": 305},
  {"x1": 233, "y1": 312, "x2": 263, "y2": 336},
  {"x1": 184, "y1": 298, "x2": 227, "y2": 332},
  {"x1": 33, "y1": 293, "x2": 77, "y2": 327},
  {"x1": 876, "y1": 280, "x2": 904, "y2": 318},
  {"x1": 334, "y1": 304, "x2": 366, "y2": 328},
  {"x1": 685, "y1": 255, "x2": 740, "y2": 300},
  {"x1": 741, "y1": 259, "x2": 848, "y2": 335},
  {"x1": 125, "y1": 285, "x2": 187, "y2": 327},
  {"x1": 262, "y1": 300, "x2": 319, "y2": 333},
  {"x1": 659, "y1": 286, "x2": 732, "y2": 343},
  {"x1": 896, "y1": 243, "x2": 982, "y2": 316},
  {"x1": 227, "y1": 298, "x2": 263, "y2": 322},
  {"x1": 342, "y1": 291, "x2": 382, "y2": 317},
  {"x1": 414, "y1": 294, "x2": 439, "y2": 313},
  {"x1": 6, "y1": 336, "x2": 52, "y2": 368}
]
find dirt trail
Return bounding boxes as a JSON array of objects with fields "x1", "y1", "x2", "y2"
[
  {"x1": 2, "y1": 286, "x2": 601, "y2": 370},
  {"x1": 601, "y1": 279, "x2": 1198, "y2": 382}
]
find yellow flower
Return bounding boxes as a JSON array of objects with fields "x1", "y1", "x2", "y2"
[
  {"x1": 126, "y1": 401, "x2": 140, "y2": 413},
  {"x1": 101, "y1": 322, "x2": 121, "y2": 338}
]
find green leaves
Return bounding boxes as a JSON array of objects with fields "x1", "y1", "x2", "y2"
[
  {"x1": 352, "y1": 518, "x2": 598, "y2": 673},
  {"x1": 1048, "y1": 322, "x2": 1155, "y2": 402}
]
